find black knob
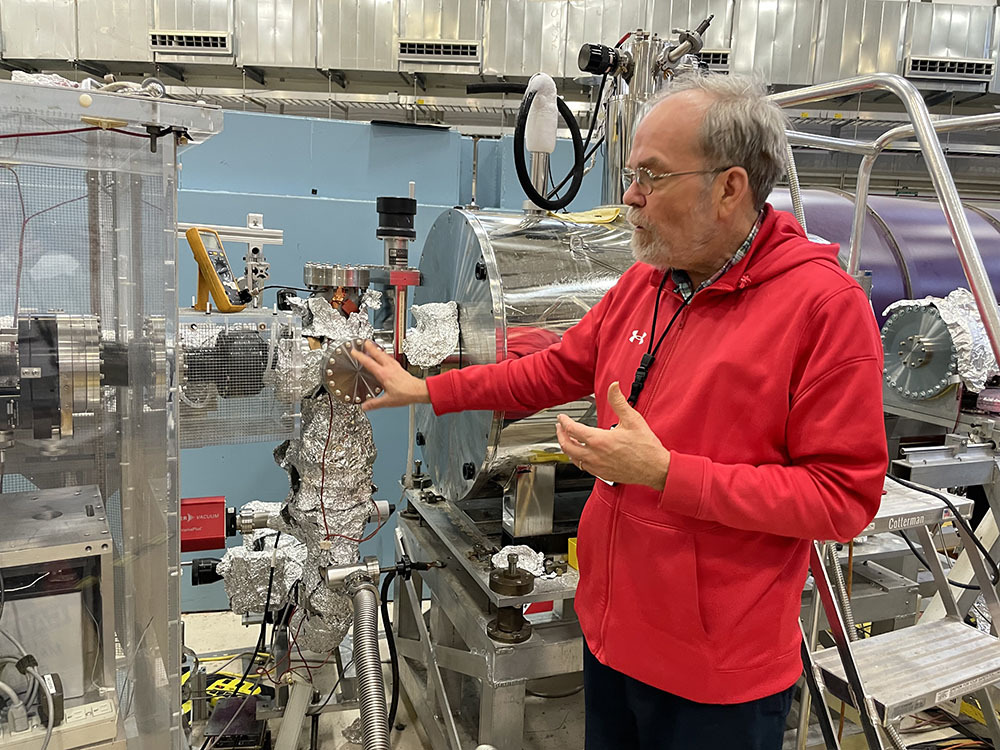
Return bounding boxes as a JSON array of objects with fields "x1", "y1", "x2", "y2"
[
  {"x1": 415, "y1": 431, "x2": 425, "y2": 446},
  {"x1": 578, "y1": 43, "x2": 620, "y2": 75},
  {"x1": 462, "y1": 462, "x2": 476, "y2": 480},
  {"x1": 475, "y1": 260, "x2": 488, "y2": 281},
  {"x1": 190, "y1": 559, "x2": 222, "y2": 586},
  {"x1": 376, "y1": 196, "x2": 418, "y2": 240}
]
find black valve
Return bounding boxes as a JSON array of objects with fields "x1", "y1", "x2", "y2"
[{"x1": 462, "y1": 462, "x2": 476, "y2": 480}]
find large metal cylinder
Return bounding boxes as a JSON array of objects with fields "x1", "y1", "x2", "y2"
[
  {"x1": 418, "y1": 191, "x2": 1000, "y2": 500},
  {"x1": 415, "y1": 209, "x2": 633, "y2": 501}
]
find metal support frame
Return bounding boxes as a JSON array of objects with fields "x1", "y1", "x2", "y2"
[
  {"x1": 393, "y1": 514, "x2": 583, "y2": 750},
  {"x1": 809, "y1": 542, "x2": 886, "y2": 749},
  {"x1": 770, "y1": 74, "x2": 1000, "y2": 368}
]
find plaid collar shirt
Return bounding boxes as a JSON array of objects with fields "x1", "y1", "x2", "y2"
[{"x1": 670, "y1": 210, "x2": 765, "y2": 299}]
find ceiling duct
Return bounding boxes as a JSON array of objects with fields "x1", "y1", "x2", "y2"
[
  {"x1": 398, "y1": 40, "x2": 480, "y2": 65},
  {"x1": 905, "y1": 56, "x2": 995, "y2": 83},
  {"x1": 149, "y1": 30, "x2": 231, "y2": 54}
]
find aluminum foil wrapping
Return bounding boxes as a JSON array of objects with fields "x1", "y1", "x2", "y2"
[
  {"x1": 219, "y1": 294, "x2": 381, "y2": 652},
  {"x1": 217, "y1": 527, "x2": 307, "y2": 615},
  {"x1": 491, "y1": 545, "x2": 546, "y2": 577},
  {"x1": 884, "y1": 288, "x2": 998, "y2": 392},
  {"x1": 402, "y1": 301, "x2": 459, "y2": 368}
]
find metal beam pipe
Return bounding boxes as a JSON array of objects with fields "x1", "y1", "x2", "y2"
[{"x1": 786, "y1": 130, "x2": 875, "y2": 156}]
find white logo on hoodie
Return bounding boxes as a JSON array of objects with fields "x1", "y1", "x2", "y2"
[{"x1": 629, "y1": 330, "x2": 647, "y2": 344}]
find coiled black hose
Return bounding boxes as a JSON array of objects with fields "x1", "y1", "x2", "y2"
[{"x1": 466, "y1": 83, "x2": 585, "y2": 211}]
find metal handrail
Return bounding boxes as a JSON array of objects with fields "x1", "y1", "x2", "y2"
[{"x1": 770, "y1": 74, "x2": 1000, "y2": 367}]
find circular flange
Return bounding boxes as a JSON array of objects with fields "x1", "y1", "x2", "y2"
[
  {"x1": 323, "y1": 338, "x2": 382, "y2": 405},
  {"x1": 880, "y1": 305, "x2": 957, "y2": 400},
  {"x1": 488, "y1": 566, "x2": 535, "y2": 596},
  {"x1": 304, "y1": 262, "x2": 370, "y2": 290},
  {"x1": 487, "y1": 615, "x2": 532, "y2": 644}
]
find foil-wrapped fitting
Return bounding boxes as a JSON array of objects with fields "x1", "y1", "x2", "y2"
[
  {"x1": 361, "y1": 288, "x2": 383, "y2": 311},
  {"x1": 491, "y1": 544, "x2": 546, "y2": 577},
  {"x1": 402, "y1": 301, "x2": 459, "y2": 368},
  {"x1": 217, "y1": 535, "x2": 304, "y2": 615},
  {"x1": 884, "y1": 288, "x2": 998, "y2": 392}
]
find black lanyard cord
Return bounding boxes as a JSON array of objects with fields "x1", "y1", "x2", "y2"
[{"x1": 627, "y1": 272, "x2": 693, "y2": 407}]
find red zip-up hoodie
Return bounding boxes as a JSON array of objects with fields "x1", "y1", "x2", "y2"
[{"x1": 427, "y1": 206, "x2": 888, "y2": 704}]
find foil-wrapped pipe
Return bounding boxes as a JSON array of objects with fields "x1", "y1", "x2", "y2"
[{"x1": 349, "y1": 578, "x2": 390, "y2": 750}]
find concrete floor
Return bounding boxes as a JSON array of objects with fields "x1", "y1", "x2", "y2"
[{"x1": 183, "y1": 611, "x2": 982, "y2": 750}]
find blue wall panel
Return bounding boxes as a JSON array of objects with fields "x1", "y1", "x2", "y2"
[{"x1": 177, "y1": 110, "x2": 608, "y2": 611}]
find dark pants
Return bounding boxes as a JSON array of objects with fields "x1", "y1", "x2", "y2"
[{"x1": 583, "y1": 641, "x2": 794, "y2": 750}]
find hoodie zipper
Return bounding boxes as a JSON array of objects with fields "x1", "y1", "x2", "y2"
[{"x1": 598, "y1": 296, "x2": 691, "y2": 644}]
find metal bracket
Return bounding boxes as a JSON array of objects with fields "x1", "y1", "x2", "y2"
[
  {"x1": 242, "y1": 66, "x2": 266, "y2": 86},
  {"x1": 156, "y1": 62, "x2": 186, "y2": 82},
  {"x1": 74, "y1": 60, "x2": 109, "y2": 78},
  {"x1": 321, "y1": 69, "x2": 347, "y2": 89}
]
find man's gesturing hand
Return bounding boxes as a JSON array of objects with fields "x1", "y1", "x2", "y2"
[
  {"x1": 555, "y1": 381, "x2": 671, "y2": 490},
  {"x1": 350, "y1": 340, "x2": 431, "y2": 412}
]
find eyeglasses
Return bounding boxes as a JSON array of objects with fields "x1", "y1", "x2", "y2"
[{"x1": 621, "y1": 166, "x2": 728, "y2": 196}]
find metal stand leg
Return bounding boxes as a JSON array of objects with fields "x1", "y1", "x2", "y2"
[
  {"x1": 810, "y1": 542, "x2": 886, "y2": 750},
  {"x1": 478, "y1": 681, "x2": 526, "y2": 750},
  {"x1": 274, "y1": 679, "x2": 313, "y2": 750},
  {"x1": 798, "y1": 574, "x2": 826, "y2": 750},
  {"x1": 799, "y1": 629, "x2": 841, "y2": 749}
]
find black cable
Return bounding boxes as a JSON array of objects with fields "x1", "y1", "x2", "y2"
[
  {"x1": 0, "y1": 569, "x2": 4, "y2": 623},
  {"x1": 308, "y1": 657, "x2": 354, "y2": 715},
  {"x1": 465, "y1": 82, "x2": 586, "y2": 211},
  {"x1": 232, "y1": 532, "x2": 280, "y2": 696},
  {"x1": 896, "y1": 530, "x2": 981, "y2": 591},
  {"x1": 513, "y1": 92, "x2": 585, "y2": 211},
  {"x1": 887, "y1": 474, "x2": 1000, "y2": 587},
  {"x1": 379, "y1": 570, "x2": 400, "y2": 730},
  {"x1": 546, "y1": 137, "x2": 604, "y2": 200}
]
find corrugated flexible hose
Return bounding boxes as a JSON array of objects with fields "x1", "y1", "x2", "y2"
[{"x1": 350, "y1": 580, "x2": 390, "y2": 750}]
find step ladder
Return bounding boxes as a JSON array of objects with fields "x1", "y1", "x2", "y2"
[{"x1": 801, "y1": 478, "x2": 1000, "y2": 749}]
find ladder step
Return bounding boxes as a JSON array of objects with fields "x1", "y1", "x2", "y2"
[{"x1": 813, "y1": 618, "x2": 1000, "y2": 722}]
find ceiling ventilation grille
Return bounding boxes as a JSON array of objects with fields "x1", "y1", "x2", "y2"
[
  {"x1": 150, "y1": 31, "x2": 231, "y2": 55},
  {"x1": 906, "y1": 56, "x2": 994, "y2": 82},
  {"x1": 699, "y1": 50, "x2": 730, "y2": 70},
  {"x1": 398, "y1": 41, "x2": 480, "y2": 64}
]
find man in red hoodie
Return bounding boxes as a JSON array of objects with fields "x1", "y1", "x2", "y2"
[{"x1": 354, "y1": 73, "x2": 888, "y2": 749}]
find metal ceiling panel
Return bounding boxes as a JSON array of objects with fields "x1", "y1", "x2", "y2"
[
  {"x1": 237, "y1": 0, "x2": 317, "y2": 67},
  {"x1": 0, "y1": 0, "x2": 76, "y2": 59},
  {"x1": 318, "y1": 0, "x2": 396, "y2": 71},
  {"x1": 78, "y1": 0, "x2": 152, "y2": 61},
  {"x1": 814, "y1": 0, "x2": 907, "y2": 82},
  {"x1": 483, "y1": 0, "x2": 569, "y2": 77},
  {"x1": 730, "y1": 0, "x2": 820, "y2": 85}
]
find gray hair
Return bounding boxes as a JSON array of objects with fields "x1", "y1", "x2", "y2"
[{"x1": 638, "y1": 73, "x2": 789, "y2": 211}]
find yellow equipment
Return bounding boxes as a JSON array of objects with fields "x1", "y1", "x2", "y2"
[{"x1": 186, "y1": 227, "x2": 251, "y2": 312}]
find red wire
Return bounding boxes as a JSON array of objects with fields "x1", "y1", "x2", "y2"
[
  {"x1": 318, "y1": 390, "x2": 388, "y2": 544},
  {"x1": 0, "y1": 126, "x2": 152, "y2": 140},
  {"x1": 616, "y1": 32, "x2": 632, "y2": 47},
  {"x1": 318, "y1": 392, "x2": 335, "y2": 539}
]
